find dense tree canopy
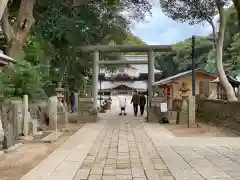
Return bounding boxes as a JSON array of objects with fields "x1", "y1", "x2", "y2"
[{"x1": 0, "y1": 0, "x2": 151, "y2": 101}]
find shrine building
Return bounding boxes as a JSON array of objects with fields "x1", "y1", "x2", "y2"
[{"x1": 98, "y1": 54, "x2": 162, "y2": 96}]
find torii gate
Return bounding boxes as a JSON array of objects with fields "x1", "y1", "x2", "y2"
[{"x1": 78, "y1": 44, "x2": 172, "y2": 119}]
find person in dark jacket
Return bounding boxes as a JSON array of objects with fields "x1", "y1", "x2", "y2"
[
  {"x1": 131, "y1": 90, "x2": 139, "y2": 116},
  {"x1": 70, "y1": 91, "x2": 76, "y2": 113},
  {"x1": 139, "y1": 93, "x2": 146, "y2": 116}
]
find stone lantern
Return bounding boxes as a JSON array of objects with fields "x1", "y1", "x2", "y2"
[
  {"x1": 55, "y1": 86, "x2": 65, "y2": 103},
  {"x1": 55, "y1": 85, "x2": 66, "y2": 113},
  {"x1": 179, "y1": 82, "x2": 190, "y2": 111}
]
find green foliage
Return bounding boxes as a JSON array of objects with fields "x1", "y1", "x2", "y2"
[
  {"x1": 123, "y1": 32, "x2": 146, "y2": 45},
  {"x1": 155, "y1": 3, "x2": 240, "y2": 78},
  {"x1": 228, "y1": 32, "x2": 240, "y2": 71},
  {"x1": 155, "y1": 36, "x2": 214, "y2": 77},
  {"x1": 0, "y1": 60, "x2": 47, "y2": 101},
  {"x1": 159, "y1": 0, "x2": 219, "y2": 25},
  {"x1": 0, "y1": 0, "x2": 151, "y2": 101}
]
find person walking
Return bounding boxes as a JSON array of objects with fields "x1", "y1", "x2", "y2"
[
  {"x1": 131, "y1": 90, "x2": 139, "y2": 116},
  {"x1": 70, "y1": 91, "x2": 76, "y2": 113},
  {"x1": 139, "y1": 93, "x2": 146, "y2": 116},
  {"x1": 118, "y1": 95, "x2": 127, "y2": 115}
]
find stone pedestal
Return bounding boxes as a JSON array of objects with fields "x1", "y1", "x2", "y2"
[
  {"x1": 28, "y1": 120, "x2": 38, "y2": 135},
  {"x1": 78, "y1": 97, "x2": 98, "y2": 123},
  {"x1": 57, "y1": 111, "x2": 68, "y2": 128},
  {"x1": 188, "y1": 95, "x2": 196, "y2": 127},
  {"x1": 23, "y1": 95, "x2": 28, "y2": 136},
  {"x1": 148, "y1": 97, "x2": 167, "y2": 122},
  {"x1": 11, "y1": 100, "x2": 23, "y2": 137},
  {"x1": 48, "y1": 96, "x2": 58, "y2": 131},
  {"x1": 38, "y1": 103, "x2": 48, "y2": 129},
  {"x1": 74, "y1": 93, "x2": 79, "y2": 111}
]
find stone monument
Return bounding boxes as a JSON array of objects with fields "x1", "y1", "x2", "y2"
[
  {"x1": 178, "y1": 82, "x2": 190, "y2": 124},
  {"x1": 48, "y1": 96, "x2": 58, "y2": 131},
  {"x1": 56, "y1": 87, "x2": 68, "y2": 129},
  {"x1": 23, "y1": 95, "x2": 28, "y2": 136},
  {"x1": 78, "y1": 90, "x2": 98, "y2": 123}
]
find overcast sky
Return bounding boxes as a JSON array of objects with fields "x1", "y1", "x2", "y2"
[{"x1": 131, "y1": 4, "x2": 213, "y2": 45}]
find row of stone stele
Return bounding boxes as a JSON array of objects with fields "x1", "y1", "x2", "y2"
[{"x1": 1, "y1": 93, "x2": 70, "y2": 151}]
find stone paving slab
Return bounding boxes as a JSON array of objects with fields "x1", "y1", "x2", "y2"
[
  {"x1": 144, "y1": 123, "x2": 240, "y2": 180},
  {"x1": 20, "y1": 123, "x2": 103, "y2": 180},
  {"x1": 20, "y1": 110, "x2": 240, "y2": 180}
]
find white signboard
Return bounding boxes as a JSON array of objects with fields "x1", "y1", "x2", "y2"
[{"x1": 160, "y1": 102, "x2": 168, "y2": 112}]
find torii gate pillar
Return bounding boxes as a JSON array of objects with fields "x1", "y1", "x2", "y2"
[{"x1": 92, "y1": 51, "x2": 99, "y2": 110}]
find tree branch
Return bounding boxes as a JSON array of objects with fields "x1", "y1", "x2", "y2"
[
  {"x1": 0, "y1": 0, "x2": 9, "y2": 20},
  {"x1": 1, "y1": 7, "x2": 13, "y2": 44},
  {"x1": 209, "y1": 20, "x2": 217, "y2": 48}
]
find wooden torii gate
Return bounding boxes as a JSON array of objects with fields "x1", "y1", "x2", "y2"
[{"x1": 78, "y1": 44, "x2": 172, "y2": 119}]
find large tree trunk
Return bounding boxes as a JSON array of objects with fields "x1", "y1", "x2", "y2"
[
  {"x1": 0, "y1": 0, "x2": 8, "y2": 20},
  {"x1": 1, "y1": 0, "x2": 36, "y2": 59},
  {"x1": 216, "y1": 5, "x2": 238, "y2": 101},
  {"x1": 233, "y1": 0, "x2": 240, "y2": 26},
  {"x1": 0, "y1": 0, "x2": 36, "y2": 149},
  {"x1": 209, "y1": 20, "x2": 217, "y2": 49}
]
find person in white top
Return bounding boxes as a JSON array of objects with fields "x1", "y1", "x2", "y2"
[{"x1": 118, "y1": 95, "x2": 127, "y2": 115}]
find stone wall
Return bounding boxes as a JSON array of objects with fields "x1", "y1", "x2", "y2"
[{"x1": 197, "y1": 98, "x2": 240, "y2": 132}]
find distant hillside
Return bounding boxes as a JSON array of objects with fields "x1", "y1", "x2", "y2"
[
  {"x1": 124, "y1": 32, "x2": 146, "y2": 45},
  {"x1": 123, "y1": 32, "x2": 146, "y2": 55}
]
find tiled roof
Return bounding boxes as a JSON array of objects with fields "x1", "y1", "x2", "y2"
[{"x1": 98, "y1": 81, "x2": 147, "y2": 90}]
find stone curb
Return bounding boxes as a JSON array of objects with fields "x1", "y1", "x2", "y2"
[
  {"x1": 41, "y1": 132, "x2": 63, "y2": 143},
  {"x1": 18, "y1": 131, "x2": 63, "y2": 144},
  {"x1": 0, "y1": 150, "x2": 4, "y2": 157}
]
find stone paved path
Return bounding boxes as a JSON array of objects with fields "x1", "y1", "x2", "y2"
[{"x1": 21, "y1": 105, "x2": 240, "y2": 180}]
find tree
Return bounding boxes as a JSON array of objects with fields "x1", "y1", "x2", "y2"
[
  {"x1": 1, "y1": 0, "x2": 36, "y2": 59},
  {"x1": 0, "y1": 0, "x2": 151, "y2": 60},
  {"x1": 0, "y1": 0, "x2": 8, "y2": 20},
  {"x1": 159, "y1": 0, "x2": 238, "y2": 101}
]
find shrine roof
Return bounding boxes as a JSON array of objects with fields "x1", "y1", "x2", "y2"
[
  {"x1": 152, "y1": 69, "x2": 217, "y2": 86},
  {"x1": 100, "y1": 55, "x2": 162, "y2": 76},
  {"x1": 98, "y1": 81, "x2": 147, "y2": 90}
]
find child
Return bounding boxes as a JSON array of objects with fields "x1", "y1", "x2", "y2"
[{"x1": 118, "y1": 95, "x2": 127, "y2": 115}]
